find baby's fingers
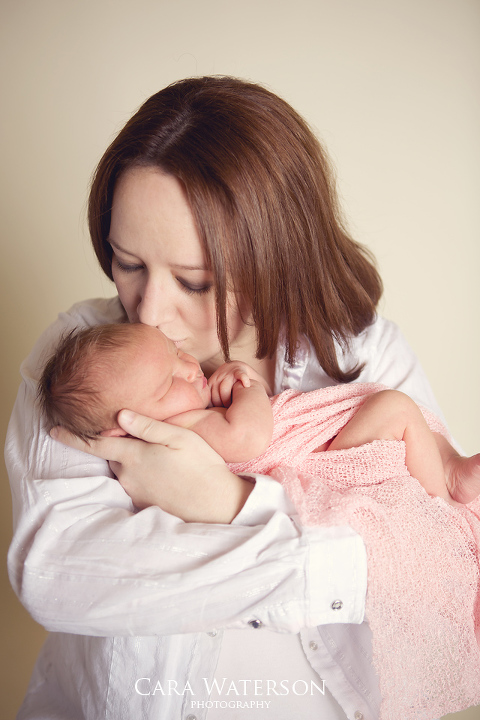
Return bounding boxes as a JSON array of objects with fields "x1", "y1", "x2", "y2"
[
  {"x1": 208, "y1": 375, "x2": 232, "y2": 407},
  {"x1": 208, "y1": 379, "x2": 222, "y2": 407},
  {"x1": 219, "y1": 376, "x2": 239, "y2": 407},
  {"x1": 233, "y1": 369, "x2": 251, "y2": 388}
]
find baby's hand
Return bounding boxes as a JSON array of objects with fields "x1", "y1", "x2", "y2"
[{"x1": 208, "y1": 361, "x2": 257, "y2": 408}]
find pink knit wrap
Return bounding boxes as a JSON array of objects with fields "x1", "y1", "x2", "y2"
[{"x1": 229, "y1": 383, "x2": 480, "y2": 720}]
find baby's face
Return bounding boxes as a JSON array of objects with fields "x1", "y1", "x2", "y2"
[{"x1": 105, "y1": 325, "x2": 211, "y2": 422}]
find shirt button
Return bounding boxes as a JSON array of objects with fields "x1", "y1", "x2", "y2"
[
  {"x1": 331, "y1": 599, "x2": 343, "y2": 610},
  {"x1": 248, "y1": 619, "x2": 263, "y2": 629},
  {"x1": 354, "y1": 712, "x2": 364, "y2": 720},
  {"x1": 309, "y1": 641, "x2": 318, "y2": 651},
  {"x1": 186, "y1": 716, "x2": 197, "y2": 720},
  {"x1": 207, "y1": 630, "x2": 217, "y2": 637}
]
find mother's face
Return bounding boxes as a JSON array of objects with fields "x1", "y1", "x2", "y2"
[{"x1": 108, "y1": 167, "x2": 251, "y2": 372}]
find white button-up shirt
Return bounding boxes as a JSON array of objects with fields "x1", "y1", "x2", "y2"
[{"x1": 5, "y1": 297, "x2": 444, "y2": 720}]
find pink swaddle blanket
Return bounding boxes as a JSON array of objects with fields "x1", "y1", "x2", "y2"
[{"x1": 229, "y1": 383, "x2": 480, "y2": 720}]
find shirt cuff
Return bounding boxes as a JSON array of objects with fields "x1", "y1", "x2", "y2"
[
  {"x1": 232, "y1": 474, "x2": 297, "y2": 526},
  {"x1": 306, "y1": 525, "x2": 367, "y2": 625}
]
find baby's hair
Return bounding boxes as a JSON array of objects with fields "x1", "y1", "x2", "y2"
[{"x1": 38, "y1": 323, "x2": 138, "y2": 442}]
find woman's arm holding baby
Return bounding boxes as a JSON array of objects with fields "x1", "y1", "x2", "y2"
[{"x1": 167, "y1": 362, "x2": 274, "y2": 463}]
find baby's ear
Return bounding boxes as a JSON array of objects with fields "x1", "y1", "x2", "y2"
[{"x1": 100, "y1": 427, "x2": 128, "y2": 437}]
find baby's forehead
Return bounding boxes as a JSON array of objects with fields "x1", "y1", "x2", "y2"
[
  {"x1": 90, "y1": 326, "x2": 173, "y2": 393},
  {"x1": 123, "y1": 324, "x2": 176, "y2": 368},
  {"x1": 131, "y1": 324, "x2": 173, "y2": 352}
]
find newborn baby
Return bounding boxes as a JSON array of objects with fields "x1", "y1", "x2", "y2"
[
  {"x1": 38, "y1": 322, "x2": 480, "y2": 504},
  {"x1": 39, "y1": 322, "x2": 273, "y2": 462}
]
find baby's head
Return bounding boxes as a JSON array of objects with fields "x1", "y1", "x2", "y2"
[{"x1": 38, "y1": 323, "x2": 210, "y2": 441}]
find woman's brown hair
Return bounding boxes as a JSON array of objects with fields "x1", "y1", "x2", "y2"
[{"x1": 89, "y1": 76, "x2": 382, "y2": 382}]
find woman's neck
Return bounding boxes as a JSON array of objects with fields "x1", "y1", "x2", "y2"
[{"x1": 202, "y1": 328, "x2": 276, "y2": 394}]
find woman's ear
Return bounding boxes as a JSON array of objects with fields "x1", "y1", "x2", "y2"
[{"x1": 100, "y1": 427, "x2": 128, "y2": 437}]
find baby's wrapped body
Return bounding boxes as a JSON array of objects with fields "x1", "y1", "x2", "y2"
[{"x1": 231, "y1": 382, "x2": 480, "y2": 720}]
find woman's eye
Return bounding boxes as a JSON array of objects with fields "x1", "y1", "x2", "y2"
[
  {"x1": 177, "y1": 278, "x2": 213, "y2": 296},
  {"x1": 114, "y1": 258, "x2": 144, "y2": 273}
]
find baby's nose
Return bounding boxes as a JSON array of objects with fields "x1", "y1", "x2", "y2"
[
  {"x1": 179, "y1": 354, "x2": 201, "y2": 382},
  {"x1": 184, "y1": 363, "x2": 199, "y2": 382}
]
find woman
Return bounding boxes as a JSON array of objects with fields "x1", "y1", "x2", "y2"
[{"x1": 6, "y1": 76, "x2": 459, "y2": 719}]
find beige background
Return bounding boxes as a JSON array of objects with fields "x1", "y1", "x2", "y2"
[{"x1": 1, "y1": 0, "x2": 479, "y2": 718}]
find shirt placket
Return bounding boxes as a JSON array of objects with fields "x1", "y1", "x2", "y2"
[
  {"x1": 182, "y1": 629, "x2": 223, "y2": 720},
  {"x1": 276, "y1": 339, "x2": 309, "y2": 395}
]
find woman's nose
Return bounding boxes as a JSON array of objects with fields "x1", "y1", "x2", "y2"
[{"x1": 136, "y1": 278, "x2": 175, "y2": 327}]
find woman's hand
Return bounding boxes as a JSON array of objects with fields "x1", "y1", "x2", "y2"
[{"x1": 51, "y1": 411, "x2": 254, "y2": 523}]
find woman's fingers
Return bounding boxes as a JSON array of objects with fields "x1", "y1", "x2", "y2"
[
  {"x1": 117, "y1": 410, "x2": 187, "y2": 447},
  {"x1": 52, "y1": 412, "x2": 252, "y2": 522},
  {"x1": 51, "y1": 412, "x2": 190, "y2": 460},
  {"x1": 50, "y1": 426, "x2": 124, "y2": 461},
  {"x1": 114, "y1": 410, "x2": 248, "y2": 520}
]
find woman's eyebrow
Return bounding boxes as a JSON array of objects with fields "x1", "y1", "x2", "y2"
[
  {"x1": 107, "y1": 238, "x2": 136, "y2": 256},
  {"x1": 108, "y1": 239, "x2": 207, "y2": 271},
  {"x1": 170, "y1": 263, "x2": 208, "y2": 271}
]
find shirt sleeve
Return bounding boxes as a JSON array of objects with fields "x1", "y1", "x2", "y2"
[
  {"x1": 354, "y1": 316, "x2": 445, "y2": 420},
  {"x1": 5, "y1": 301, "x2": 367, "y2": 637},
  {"x1": 349, "y1": 318, "x2": 462, "y2": 454}
]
